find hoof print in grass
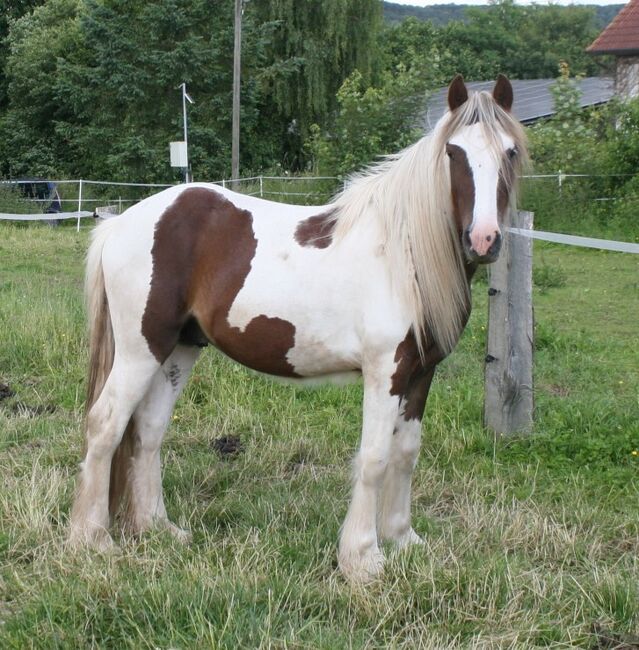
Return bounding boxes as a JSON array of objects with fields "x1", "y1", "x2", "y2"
[
  {"x1": 0, "y1": 383, "x2": 15, "y2": 401},
  {"x1": 212, "y1": 435, "x2": 243, "y2": 458}
]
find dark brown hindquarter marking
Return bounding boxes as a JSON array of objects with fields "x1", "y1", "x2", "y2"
[
  {"x1": 142, "y1": 187, "x2": 298, "y2": 376},
  {"x1": 294, "y1": 209, "x2": 337, "y2": 249}
]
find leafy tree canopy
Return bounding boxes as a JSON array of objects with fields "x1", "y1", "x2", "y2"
[{"x1": 0, "y1": 0, "x2": 618, "y2": 182}]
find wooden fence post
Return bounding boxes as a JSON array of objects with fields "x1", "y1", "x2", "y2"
[{"x1": 484, "y1": 209, "x2": 534, "y2": 435}]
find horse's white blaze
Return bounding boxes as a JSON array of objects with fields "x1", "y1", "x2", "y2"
[{"x1": 450, "y1": 123, "x2": 515, "y2": 256}]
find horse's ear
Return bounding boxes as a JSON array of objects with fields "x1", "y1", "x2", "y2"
[
  {"x1": 448, "y1": 75, "x2": 468, "y2": 111},
  {"x1": 493, "y1": 74, "x2": 513, "y2": 112}
]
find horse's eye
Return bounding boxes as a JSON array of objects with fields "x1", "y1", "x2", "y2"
[
  {"x1": 446, "y1": 146, "x2": 455, "y2": 160},
  {"x1": 508, "y1": 147, "x2": 518, "y2": 160}
]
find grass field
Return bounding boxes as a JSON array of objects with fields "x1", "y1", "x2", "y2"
[{"x1": 0, "y1": 221, "x2": 637, "y2": 648}]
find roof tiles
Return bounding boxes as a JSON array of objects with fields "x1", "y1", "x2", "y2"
[
  {"x1": 424, "y1": 77, "x2": 614, "y2": 128},
  {"x1": 587, "y1": 0, "x2": 639, "y2": 55}
]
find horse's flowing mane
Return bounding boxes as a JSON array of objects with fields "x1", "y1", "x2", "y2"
[{"x1": 331, "y1": 90, "x2": 528, "y2": 358}]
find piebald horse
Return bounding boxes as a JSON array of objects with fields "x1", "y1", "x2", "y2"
[{"x1": 70, "y1": 76, "x2": 527, "y2": 581}]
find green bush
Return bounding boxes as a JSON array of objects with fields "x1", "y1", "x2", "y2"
[{"x1": 306, "y1": 67, "x2": 427, "y2": 177}]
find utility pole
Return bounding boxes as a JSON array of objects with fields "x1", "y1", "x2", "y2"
[
  {"x1": 231, "y1": 0, "x2": 243, "y2": 183},
  {"x1": 181, "y1": 83, "x2": 194, "y2": 182}
]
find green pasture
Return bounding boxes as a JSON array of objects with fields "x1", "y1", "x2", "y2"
[{"x1": 0, "y1": 221, "x2": 637, "y2": 648}]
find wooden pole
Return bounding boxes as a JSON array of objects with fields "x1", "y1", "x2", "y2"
[
  {"x1": 231, "y1": 0, "x2": 242, "y2": 183},
  {"x1": 484, "y1": 210, "x2": 534, "y2": 435}
]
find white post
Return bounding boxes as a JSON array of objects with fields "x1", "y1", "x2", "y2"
[
  {"x1": 181, "y1": 83, "x2": 194, "y2": 183},
  {"x1": 76, "y1": 179, "x2": 83, "y2": 232},
  {"x1": 259, "y1": 175, "x2": 263, "y2": 198}
]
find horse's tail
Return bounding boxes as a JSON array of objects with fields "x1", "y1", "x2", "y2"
[
  {"x1": 84, "y1": 218, "x2": 135, "y2": 519},
  {"x1": 85, "y1": 220, "x2": 115, "y2": 412}
]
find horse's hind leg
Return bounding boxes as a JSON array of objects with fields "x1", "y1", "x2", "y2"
[
  {"x1": 122, "y1": 344, "x2": 200, "y2": 540},
  {"x1": 70, "y1": 352, "x2": 160, "y2": 550}
]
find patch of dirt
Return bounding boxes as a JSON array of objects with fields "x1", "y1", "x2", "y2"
[
  {"x1": 211, "y1": 435, "x2": 243, "y2": 458},
  {"x1": 0, "y1": 383, "x2": 15, "y2": 401},
  {"x1": 10, "y1": 402, "x2": 57, "y2": 417},
  {"x1": 591, "y1": 623, "x2": 639, "y2": 650},
  {"x1": 284, "y1": 443, "x2": 320, "y2": 476},
  {"x1": 0, "y1": 383, "x2": 56, "y2": 417},
  {"x1": 545, "y1": 383, "x2": 571, "y2": 397}
]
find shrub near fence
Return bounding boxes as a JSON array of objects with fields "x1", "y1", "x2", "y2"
[{"x1": 520, "y1": 173, "x2": 639, "y2": 242}]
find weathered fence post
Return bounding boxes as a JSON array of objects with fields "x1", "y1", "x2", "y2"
[
  {"x1": 484, "y1": 209, "x2": 534, "y2": 435},
  {"x1": 76, "y1": 179, "x2": 84, "y2": 232}
]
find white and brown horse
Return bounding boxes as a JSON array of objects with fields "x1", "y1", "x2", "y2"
[{"x1": 69, "y1": 76, "x2": 527, "y2": 581}]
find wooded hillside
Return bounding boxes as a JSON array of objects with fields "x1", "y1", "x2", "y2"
[{"x1": 383, "y1": 2, "x2": 624, "y2": 29}]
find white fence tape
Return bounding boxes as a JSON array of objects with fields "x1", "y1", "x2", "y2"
[
  {"x1": 0, "y1": 211, "x2": 94, "y2": 221},
  {"x1": 508, "y1": 227, "x2": 639, "y2": 254}
]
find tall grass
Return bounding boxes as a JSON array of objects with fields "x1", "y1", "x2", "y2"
[{"x1": 0, "y1": 222, "x2": 637, "y2": 648}]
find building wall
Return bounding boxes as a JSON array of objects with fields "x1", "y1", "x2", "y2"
[{"x1": 616, "y1": 56, "x2": 639, "y2": 99}]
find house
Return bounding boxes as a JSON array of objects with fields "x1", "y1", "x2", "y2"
[
  {"x1": 424, "y1": 77, "x2": 615, "y2": 129},
  {"x1": 587, "y1": 0, "x2": 639, "y2": 100}
]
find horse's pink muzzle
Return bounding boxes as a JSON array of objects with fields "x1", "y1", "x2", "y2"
[{"x1": 464, "y1": 225, "x2": 502, "y2": 262}]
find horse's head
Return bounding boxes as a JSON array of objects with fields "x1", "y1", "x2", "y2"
[{"x1": 442, "y1": 74, "x2": 526, "y2": 264}]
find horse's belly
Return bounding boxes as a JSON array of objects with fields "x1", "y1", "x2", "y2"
[{"x1": 210, "y1": 303, "x2": 361, "y2": 379}]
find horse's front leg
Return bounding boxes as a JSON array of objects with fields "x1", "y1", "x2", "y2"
[
  {"x1": 339, "y1": 357, "x2": 400, "y2": 582},
  {"x1": 379, "y1": 368, "x2": 436, "y2": 548}
]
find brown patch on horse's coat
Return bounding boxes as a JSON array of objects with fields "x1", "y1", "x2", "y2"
[
  {"x1": 214, "y1": 314, "x2": 298, "y2": 376},
  {"x1": 294, "y1": 210, "x2": 336, "y2": 249},
  {"x1": 390, "y1": 330, "x2": 445, "y2": 422},
  {"x1": 142, "y1": 187, "x2": 299, "y2": 376},
  {"x1": 447, "y1": 144, "x2": 475, "y2": 232}
]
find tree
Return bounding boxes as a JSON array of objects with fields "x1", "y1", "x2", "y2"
[
  {"x1": 307, "y1": 66, "x2": 427, "y2": 177},
  {"x1": 0, "y1": 0, "x2": 85, "y2": 177},
  {"x1": 1, "y1": 0, "x2": 274, "y2": 180},
  {"x1": 440, "y1": 0, "x2": 600, "y2": 81},
  {"x1": 0, "y1": 0, "x2": 49, "y2": 109},
  {"x1": 248, "y1": 0, "x2": 382, "y2": 168}
]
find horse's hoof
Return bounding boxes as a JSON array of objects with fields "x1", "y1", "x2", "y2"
[
  {"x1": 338, "y1": 547, "x2": 385, "y2": 584},
  {"x1": 393, "y1": 527, "x2": 424, "y2": 549},
  {"x1": 165, "y1": 523, "x2": 192, "y2": 544},
  {"x1": 68, "y1": 525, "x2": 117, "y2": 554}
]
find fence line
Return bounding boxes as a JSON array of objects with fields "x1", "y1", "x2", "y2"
[
  {"x1": 507, "y1": 227, "x2": 639, "y2": 254},
  {"x1": 0, "y1": 211, "x2": 94, "y2": 222},
  {"x1": 2, "y1": 173, "x2": 638, "y2": 242}
]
